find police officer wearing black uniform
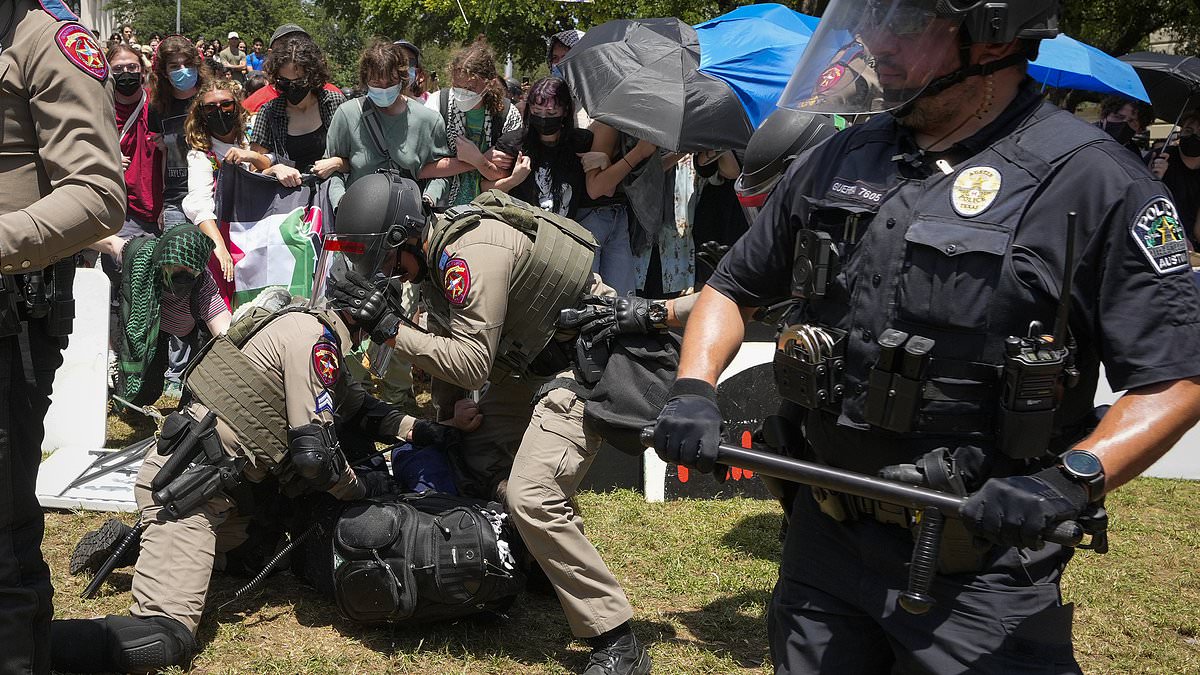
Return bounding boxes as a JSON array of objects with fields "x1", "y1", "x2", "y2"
[
  {"x1": 654, "y1": 1, "x2": 1200, "y2": 672},
  {"x1": 1, "y1": 0, "x2": 124, "y2": 672}
]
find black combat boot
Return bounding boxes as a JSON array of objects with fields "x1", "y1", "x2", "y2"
[
  {"x1": 582, "y1": 623, "x2": 651, "y2": 675},
  {"x1": 70, "y1": 518, "x2": 139, "y2": 577}
]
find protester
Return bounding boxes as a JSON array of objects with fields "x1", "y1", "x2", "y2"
[
  {"x1": 393, "y1": 38, "x2": 428, "y2": 102},
  {"x1": 148, "y1": 33, "x2": 161, "y2": 53},
  {"x1": 218, "y1": 31, "x2": 248, "y2": 81},
  {"x1": 1158, "y1": 110, "x2": 1200, "y2": 245},
  {"x1": 1095, "y1": 95, "x2": 1144, "y2": 157},
  {"x1": 247, "y1": 37, "x2": 266, "y2": 71},
  {"x1": 324, "y1": 39, "x2": 450, "y2": 206},
  {"x1": 691, "y1": 150, "x2": 746, "y2": 287},
  {"x1": 182, "y1": 78, "x2": 270, "y2": 283},
  {"x1": 484, "y1": 77, "x2": 594, "y2": 220},
  {"x1": 243, "y1": 70, "x2": 268, "y2": 98},
  {"x1": 243, "y1": 24, "x2": 343, "y2": 114},
  {"x1": 120, "y1": 23, "x2": 136, "y2": 46},
  {"x1": 251, "y1": 33, "x2": 346, "y2": 181},
  {"x1": 149, "y1": 36, "x2": 208, "y2": 232},
  {"x1": 422, "y1": 36, "x2": 522, "y2": 206},
  {"x1": 547, "y1": 29, "x2": 583, "y2": 78},
  {"x1": 89, "y1": 43, "x2": 163, "y2": 283}
]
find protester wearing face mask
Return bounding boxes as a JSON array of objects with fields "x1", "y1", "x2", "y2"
[
  {"x1": 1095, "y1": 96, "x2": 1145, "y2": 156},
  {"x1": 1157, "y1": 111, "x2": 1200, "y2": 246},
  {"x1": 421, "y1": 36, "x2": 523, "y2": 206},
  {"x1": 324, "y1": 40, "x2": 450, "y2": 208},
  {"x1": 182, "y1": 78, "x2": 270, "y2": 287},
  {"x1": 484, "y1": 77, "x2": 596, "y2": 222},
  {"x1": 393, "y1": 38, "x2": 428, "y2": 102},
  {"x1": 252, "y1": 34, "x2": 346, "y2": 186},
  {"x1": 88, "y1": 44, "x2": 164, "y2": 279},
  {"x1": 148, "y1": 36, "x2": 208, "y2": 233}
]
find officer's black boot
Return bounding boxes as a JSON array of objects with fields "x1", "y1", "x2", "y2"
[
  {"x1": 70, "y1": 518, "x2": 139, "y2": 577},
  {"x1": 51, "y1": 615, "x2": 196, "y2": 673},
  {"x1": 582, "y1": 622, "x2": 651, "y2": 675}
]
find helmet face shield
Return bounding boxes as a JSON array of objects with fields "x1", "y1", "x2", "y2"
[
  {"x1": 310, "y1": 232, "x2": 398, "y2": 310},
  {"x1": 778, "y1": 0, "x2": 961, "y2": 115}
]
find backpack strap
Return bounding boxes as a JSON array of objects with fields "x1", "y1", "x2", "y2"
[
  {"x1": 439, "y1": 87, "x2": 451, "y2": 132},
  {"x1": 361, "y1": 98, "x2": 410, "y2": 177}
]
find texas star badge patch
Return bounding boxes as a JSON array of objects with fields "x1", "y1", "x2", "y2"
[
  {"x1": 1131, "y1": 197, "x2": 1190, "y2": 275},
  {"x1": 55, "y1": 25, "x2": 109, "y2": 82},
  {"x1": 443, "y1": 258, "x2": 471, "y2": 306},
  {"x1": 951, "y1": 166, "x2": 1002, "y2": 217},
  {"x1": 311, "y1": 342, "x2": 340, "y2": 387}
]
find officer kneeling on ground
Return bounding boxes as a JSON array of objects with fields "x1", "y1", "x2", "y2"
[
  {"x1": 51, "y1": 280, "x2": 478, "y2": 672},
  {"x1": 654, "y1": 0, "x2": 1200, "y2": 672},
  {"x1": 326, "y1": 173, "x2": 698, "y2": 675}
]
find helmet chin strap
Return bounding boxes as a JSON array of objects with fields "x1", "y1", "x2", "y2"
[{"x1": 891, "y1": 51, "x2": 1026, "y2": 119}]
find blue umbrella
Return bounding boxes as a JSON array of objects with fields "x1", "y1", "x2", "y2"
[
  {"x1": 694, "y1": 4, "x2": 819, "y2": 129},
  {"x1": 1029, "y1": 34, "x2": 1150, "y2": 102}
]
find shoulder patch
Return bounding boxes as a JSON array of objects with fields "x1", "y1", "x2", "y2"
[
  {"x1": 55, "y1": 25, "x2": 108, "y2": 82},
  {"x1": 1131, "y1": 197, "x2": 1190, "y2": 275},
  {"x1": 439, "y1": 251, "x2": 451, "y2": 271},
  {"x1": 443, "y1": 258, "x2": 471, "y2": 306},
  {"x1": 314, "y1": 390, "x2": 334, "y2": 415},
  {"x1": 37, "y1": 0, "x2": 79, "y2": 21},
  {"x1": 311, "y1": 342, "x2": 341, "y2": 387}
]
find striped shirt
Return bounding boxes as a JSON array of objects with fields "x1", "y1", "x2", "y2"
[{"x1": 160, "y1": 269, "x2": 226, "y2": 337}]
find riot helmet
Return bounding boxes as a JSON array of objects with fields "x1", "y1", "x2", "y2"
[
  {"x1": 777, "y1": 0, "x2": 1059, "y2": 116},
  {"x1": 736, "y1": 108, "x2": 842, "y2": 211}
]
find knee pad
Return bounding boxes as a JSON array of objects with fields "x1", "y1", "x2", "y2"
[{"x1": 106, "y1": 615, "x2": 197, "y2": 673}]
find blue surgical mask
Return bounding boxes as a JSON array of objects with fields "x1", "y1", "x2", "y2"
[
  {"x1": 367, "y1": 84, "x2": 402, "y2": 108},
  {"x1": 550, "y1": 64, "x2": 563, "y2": 79},
  {"x1": 168, "y1": 66, "x2": 198, "y2": 91},
  {"x1": 408, "y1": 66, "x2": 417, "y2": 84}
]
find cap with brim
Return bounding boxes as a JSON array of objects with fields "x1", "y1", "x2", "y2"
[
  {"x1": 228, "y1": 31, "x2": 239, "y2": 39},
  {"x1": 393, "y1": 39, "x2": 422, "y2": 68},
  {"x1": 270, "y1": 23, "x2": 308, "y2": 47}
]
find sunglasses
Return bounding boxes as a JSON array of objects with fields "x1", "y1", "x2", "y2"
[
  {"x1": 274, "y1": 76, "x2": 306, "y2": 89},
  {"x1": 200, "y1": 99, "x2": 237, "y2": 114}
]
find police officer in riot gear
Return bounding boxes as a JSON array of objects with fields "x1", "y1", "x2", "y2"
[
  {"x1": 1, "y1": 0, "x2": 125, "y2": 672},
  {"x1": 655, "y1": 0, "x2": 1200, "y2": 671}
]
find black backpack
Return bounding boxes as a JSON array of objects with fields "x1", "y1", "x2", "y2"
[{"x1": 301, "y1": 491, "x2": 525, "y2": 625}]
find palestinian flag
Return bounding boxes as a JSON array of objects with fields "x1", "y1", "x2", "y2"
[{"x1": 213, "y1": 165, "x2": 333, "y2": 309}]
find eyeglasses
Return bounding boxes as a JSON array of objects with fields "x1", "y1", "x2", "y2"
[
  {"x1": 201, "y1": 99, "x2": 237, "y2": 113},
  {"x1": 111, "y1": 64, "x2": 142, "y2": 74},
  {"x1": 274, "y1": 76, "x2": 305, "y2": 89}
]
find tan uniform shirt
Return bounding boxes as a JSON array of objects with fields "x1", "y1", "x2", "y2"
[{"x1": 0, "y1": 1, "x2": 124, "y2": 273}]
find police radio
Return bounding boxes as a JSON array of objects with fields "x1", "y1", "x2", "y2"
[
  {"x1": 998, "y1": 213, "x2": 1081, "y2": 459},
  {"x1": 791, "y1": 229, "x2": 840, "y2": 298}
]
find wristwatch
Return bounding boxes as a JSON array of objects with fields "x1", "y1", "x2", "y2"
[
  {"x1": 647, "y1": 300, "x2": 669, "y2": 331},
  {"x1": 1059, "y1": 449, "x2": 1105, "y2": 502}
]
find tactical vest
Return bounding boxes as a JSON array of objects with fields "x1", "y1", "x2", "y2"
[
  {"x1": 424, "y1": 190, "x2": 597, "y2": 382},
  {"x1": 183, "y1": 305, "x2": 344, "y2": 475},
  {"x1": 790, "y1": 101, "x2": 1108, "y2": 440}
]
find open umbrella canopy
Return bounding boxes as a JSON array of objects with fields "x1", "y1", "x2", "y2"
[
  {"x1": 1029, "y1": 34, "x2": 1149, "y2": 103},
  {"x1": 558, "y1": 18, "x2": 754, "y2": 152},
  {"x1": 1120, "y1": 52, "x2": 1200, "y2": 123},
  {"x1": 693, "y1": 4, "x2": 820, "y2": 129}
]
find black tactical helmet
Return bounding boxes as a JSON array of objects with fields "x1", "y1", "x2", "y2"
[
  {"x1": 333, "y1": 171, "x2": 429, "y2": 247},
  {"x1": 935, "y1": 0, "x2": 1059, "y2": 44},
  {"x1": 736, "y1": 108, "x2": 839, "y2": 208}
]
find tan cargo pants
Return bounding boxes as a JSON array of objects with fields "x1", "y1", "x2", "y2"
[{"x1": 450, "y1": 377, "x2": 634, "y2": 638}]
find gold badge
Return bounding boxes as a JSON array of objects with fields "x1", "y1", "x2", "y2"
[{"x1": 951, "y1": 166, "x2": 1002, "y2": 217}]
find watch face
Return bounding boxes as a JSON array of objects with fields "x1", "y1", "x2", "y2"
[{"x1": 1064, "y1": 450, "x2": 1102, "y2": 477}]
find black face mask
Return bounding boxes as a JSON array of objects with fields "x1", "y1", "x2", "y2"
[
  {"x1": 1180, "y1": 135, "x2": 1200, "y2": 157},
  {"x1": 114, "y1": 71, "x2": 143, "y2": 97},
  {"x1": 281, "y1": 82, "x2": 309, "y2": 105},
  {"x1": 205, "y1": 109, "x2": 238, "y2": 137},
  {"x1": 1101, "y1": 120, "x2": 1135, "y2": 146},
  {"x1": 164, "y1": 270, "x2": 198, "y2": 298},
  {"x1": 528, "y1": 113, "x2": 564, "y2": 136}
]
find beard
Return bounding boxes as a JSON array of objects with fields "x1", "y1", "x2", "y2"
[{"x1": 895, "y1": 75, "x2": 981, "y2": 133}]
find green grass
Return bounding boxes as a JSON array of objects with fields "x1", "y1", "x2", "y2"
[{"x1": 43, "y1": 404, "x2": 1200, "y2": 672}]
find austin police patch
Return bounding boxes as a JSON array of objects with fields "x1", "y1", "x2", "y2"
[
  {"x1": 311, "y1": 342, "x2": 340, "y2": 387},
  {"x1": 1131, "y1": 197, "x2": 1190, "y2": 275},
  {"x1": 443, "y1": 258, "x2": 471, "y2": 306},
  {"x1": 55, "y1": 25, "x2": 108, "y2": 82}
]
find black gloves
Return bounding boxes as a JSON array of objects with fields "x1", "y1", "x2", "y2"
[
  {"x1": 329, "y1": 270, "x2": 401, "y2": 343},
  {"x1": 559, "y1": 295, "x2": 668, "y2": 344},
  {"x1": 653, "y1": 378, "x2": 723, "y2": 474},
  {"x1": 355, "y1": 468, "x2": 395, "y2": 498},
  {"x1": 961, "y1": 465, "x2": 1090, "y2": 549},
  {"x1": 410, "y1": 419, "x2": 462, "y2": 452}
]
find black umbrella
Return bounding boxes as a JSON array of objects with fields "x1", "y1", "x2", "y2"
[
  {"x1": 1119, "y1": 52, "x2": 1200, "y2": 124},
  {"x1": 557, "y1": 18, "x2": 754, "y2": 152}
]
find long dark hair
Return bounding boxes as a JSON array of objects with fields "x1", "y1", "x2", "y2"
[
  {"x1": 265, "y1": 35, "x2": 332, "y2": 95},
  {"x1": 521, "y1": 77, "x2": 582, "y2": 214},
  {"x1": 149, "y1": 35, "x2": 207, "y2": 114}
]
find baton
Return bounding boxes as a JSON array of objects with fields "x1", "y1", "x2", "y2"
[
  {"x1": 81, "y1": 521, "x2": 145, "y2": 599},
  {"x1": 638, "y1": 428, "x2": 1083, "y2": 548}
]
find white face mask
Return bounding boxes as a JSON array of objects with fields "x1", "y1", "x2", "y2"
[{"x1": 450, "y1": 86, "x2": 483, "y2": 111}]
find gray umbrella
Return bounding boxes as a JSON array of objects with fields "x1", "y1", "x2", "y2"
[{"x1": 558, "y1": 18, "x2": 754, "y2": 152}]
